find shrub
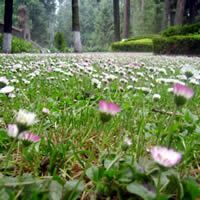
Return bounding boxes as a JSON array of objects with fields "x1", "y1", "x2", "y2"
[
  {"x1": 125, "y1": 34, "x2": 160, "y2": 42},
  {"x1": 162, "y1": 22, "x2": 200, "y2": 37},
  {"x1": 0, "y1": 34, "x2": 37, "y2": 53},
  {"x1": 11, "y1": 37, "x2": 33, "y2": 53},
  {"x1": 153, "y1": 35, "x2": 200, "y2": 55},
  {"x1": 54, "y1": 32, "x2": 68, "y2": 52},
  {"x1": 111, "y1": 38, "x2": 153, "y2": 52}
]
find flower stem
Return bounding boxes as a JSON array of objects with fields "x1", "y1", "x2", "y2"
[
  {"x1": 4, "y1": 137, "x2": 18, "y2": 170},
  {"x1": 136, "y1": 118, "x2": 145, "y2": 161},
  {"x1": 167, "y1": 108, "x2": 178, "y2": 148},
  {"x1": 156, "y1": 170, "x2": 161, "y2": 197}
]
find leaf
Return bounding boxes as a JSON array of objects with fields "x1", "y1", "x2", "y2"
[
  {"x1": 64, "y1": 180, "x2": 84, "y2": 192},
  {"x1": 183, "y1": 178, "x2": 200, "y2": 200},
  {"x1": 49, "y1": 180, "x2": 63, "y2": 200},
  {"x1": 152, "y1": 172, "x2": 170, "y2": 192},
  {"x1": 118, "y1": 166, "x2": 134, "y2": 183},
  {"x1": 134, "y1": 157, "x2": 159, "y2": 176},
  {"x1": 156, "y1": 194, "x2": 172, "y2": 200},
  {"x1": 0, "y1": 188, "x2": 9, "y2": 200},
  {"x1": 86, "y1": 166, "x2": 104, "y2": 182},
  {"x1": 127, "y1": 182, "x2": 156, "y2": 200},
  {"x1": 64, "y1": 179, "x2": 85, "y2": 200},
  {"x1": 164, "y1": 170, "x2": 184, "y2": 199},
  {"x1": 104, "y1": 157, "x2": 118, "y2": 169}
]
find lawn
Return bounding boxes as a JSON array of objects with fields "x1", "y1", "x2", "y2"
[{"x1": 0, "y1": 53, "x2": 199, "y2": 199}]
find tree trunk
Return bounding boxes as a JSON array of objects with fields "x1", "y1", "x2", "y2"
[
  {"x1": 3, "y1": 0, "x2": 13, "y2": 53},
  {"x1": 174, "y1": 0, "x2": 186, "y2": 25},
  {"x1": 123, "y1": 0, "x2": 130, "y2": 39},
  {"x1": 113, "y1": 0, "x2": 120, "y2": 41},
  {"x1": 72, "y1": 0, "x2": 82, "y2": 52},
  {"x1": 141, "y1": 0, "x2": 144, "y2": 12},
  {"x1": 140, "y1": 0, "x2": 145, "y2": 27},
  {"x1": 188, "y1": 0, "x2": 196, "y2": 23},
  {"x1": 18, "y1": 5, "x2": 31, "y2": 41},
  {"x1": 163, "y1": 0, "x2": 170, "y2": 28}
]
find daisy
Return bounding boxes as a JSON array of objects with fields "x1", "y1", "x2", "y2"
[{"x1": 150, "y1": 146, "x2": 182, "y2": 168}]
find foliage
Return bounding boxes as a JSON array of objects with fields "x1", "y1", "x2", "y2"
[
  {"x1": 55, "y1": 0, "x2": 72, "y2": 48},
  {"x1": 11, "y1": 37, "x2": 34, "y2": 53},
  {"x1": 131, "y1": 0, "x2": 163, "y2": 36},
  {"x1": 55, "y1": 0, "x2": 164, "y2": 51},
  {"x1": 90, "y1": 0, "x2": 114, "y2": 50},
  {"x1": 153, "y1": 35, "x2": 200, "y2": 55},
  {"x1": 54, "y1": 32, "x2": 68, "y2": 52},
  {"x1": 0, "y1": 174, "x2": 84, "y2": 199},
  {"x1": 162, "y1": 22, "x2": 200, "y2": 37},
  {"x1": 111, "y1": 38, "x2": 153, "y2": 52},
  {"x1": 86, "y1": 154, "x2": 200, "y2": 199},
  {"x1": 8, "y1": 0, "x2": 57, "y2": 47},
  {"x1": 126, "y1": 34, "x2": 160, "y2": 42},
  {"x1": 0, "y1": 34, "x2": 38, "y2": 53}
]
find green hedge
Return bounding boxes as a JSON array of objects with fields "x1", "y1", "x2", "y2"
[
  {"x1": 111, "y1": 38, "x2": 153, "y2": 52},
  {"x1": 153, "y1": 35, "x2": 200, "y2": 55},
  {"x1": 162, "y1": 22, "x2": 200, "y2": 37},
  {"x1": 125, "y1": 34, "x2": 159, "y2": 42},
  {"x1": 0, "y1": 35, "x2": 37, "y2": 53}
]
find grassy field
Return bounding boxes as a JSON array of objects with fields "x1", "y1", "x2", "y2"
[{"x1": 0, "y1": 53, "x2": 199, "y2": 199}]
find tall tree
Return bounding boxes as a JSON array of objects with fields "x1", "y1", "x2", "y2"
[
  {"x1": 72, "y1": 0, "x2": 82, "y2": 52},
  {"x1": 163, "y1": 0, "x2": 170, "y2": 28},
  {"x1": 3, "y1": 0, "x2": 13, "y2": 53},
  {"x1": 113, "y1": 0, "x2": 120, "y2": 41},
  {"x1": 123, "y1": 0, "x2": 130, "y2": 38},
  {"x1": 18, "y1": 5, "x2": 31, "y2": 40},
  {"x1": 187, "y1": 0, "x2": 197, "y2": 23},
  {"x1": 174, "y1": 0, "x2": 186, "y2": 25},
  {"x1": 13, "y1": 0, "x2": 56, "y2": 47}
]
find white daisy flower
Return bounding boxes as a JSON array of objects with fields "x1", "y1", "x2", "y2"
[{"x1": 16, "y1": 109, "x2": 37, "y2": 126}]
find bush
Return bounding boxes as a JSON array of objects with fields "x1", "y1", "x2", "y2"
[
  {"x1": 162, "y1": 22, "x2": 200, "y2": 37},
  {"x1": 125, "y1": 34, "x2": 160, "y2": 42},
  {"x1": 11, "y1": 37, "x2": 34, "y2": 53},
  {"x1": 111, "y1": 38, "x2": 153, "y2": 52},
  {"x1": 153, "y1": 35, "x2": 200, "y2": 55},
  {"x1": 0, "y1": 34, "x2": 37, "y2": 53},
  {"x1": 54, "y1": 32, "x2": 68, "y2": 52}
]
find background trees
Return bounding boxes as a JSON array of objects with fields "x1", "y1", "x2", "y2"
[
  {"x1": 1, "y1": 0, "x2": 200, "y2": 51},
  {"x1": 0, "y1": 0, "x2": 56, "y2": 47}
]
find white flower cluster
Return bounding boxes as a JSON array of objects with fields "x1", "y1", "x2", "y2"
[
  {"x1": 0, "y1": 76, "x2": 15, "y2": 95},
  {"x1": 16, "y1": 109, "x2": 37, "y2": 126}
]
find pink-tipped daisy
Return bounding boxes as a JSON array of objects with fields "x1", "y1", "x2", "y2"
[
  {"x1": 173, "y1": 83, "x2": 194, "y2": 106},
  {"x1": 99, "y1": 100, "x2": 120, "y2": 116},
  {"x1": 18, "y1": 132, "x2": 41, "y2": 143},
  {"x1": 173, "y1": 83, "x2": 194, "y2": 99},
  {"x1": 150, "y1": 146, "x2": 182, "y2": 168}
]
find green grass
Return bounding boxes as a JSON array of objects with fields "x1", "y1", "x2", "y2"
[{"x1": 0, "y1": 54, "x2": 199, "y2": 199}]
